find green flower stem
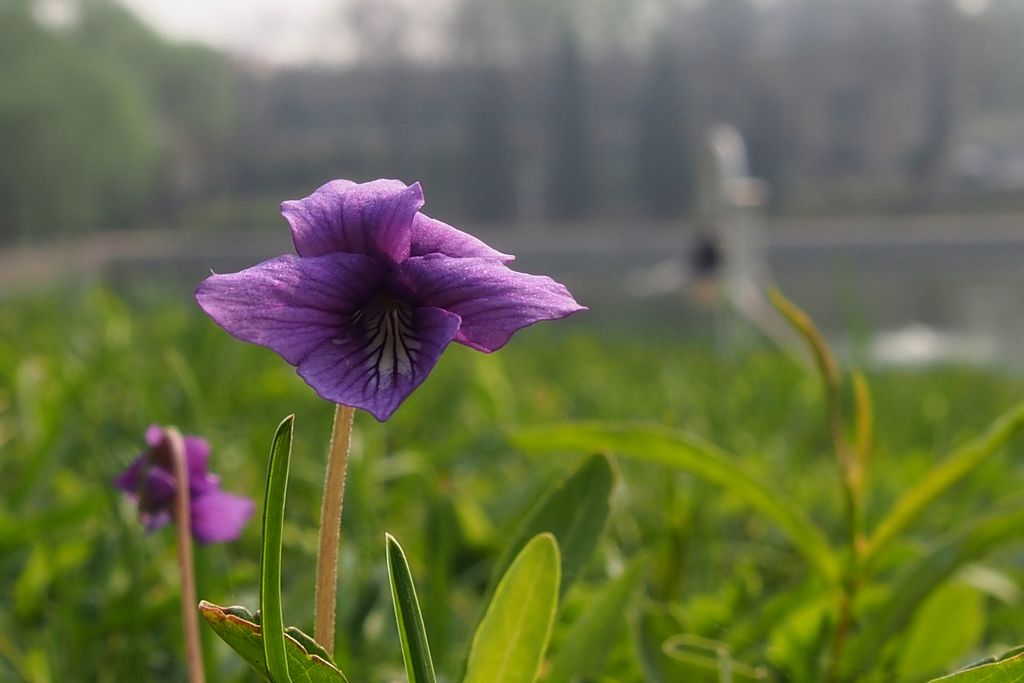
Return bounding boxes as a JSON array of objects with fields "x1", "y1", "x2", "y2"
[
  {"x1": 314, "y1": 403, "x2": 356, "y2": 655},
  {"x1": 166, "y1": 427, "x2": 206, "y2": 683}
]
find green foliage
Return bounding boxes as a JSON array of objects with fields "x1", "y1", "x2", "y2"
[
  {"x1": 844, "y1": 507, "x2": 1024, "y2": 678},
  {"x1": 897, "y1": 582, "x2": 985, "y2": 681},
  {"x1": 512, "y1": 423, "x2": 839, "y2": 584},
  {"x1": 517, "y1": 292, "x2": 1024, "y2": 682},
  {"x1": 544, "y1": 556, "x2": 645, "y2": 683},
  {"x1": 5, "y1": 287, "x2": 1024, "y2": 681},
  {"x1": 489, "y1": 453, "x2": 614, "y2": 597},
  {"x1": 464, "y1": 534, "x2": 561, "y2": 683},
  {"x1": 201, "y1": 416, "x2": 347, "y2": 682},
  {"x1": 387, "y1": 534, "x2": 437, "y2": 683},
  {"x1": 0, "y1": 0, "x2": 236, "y2": 240},
  {"x1": 199, "y1": 602, "x2": 347, "y2": 682},
  {"x1": 864, "y1": 401, "x2": 1024, "y2": 568},
  {"x1": 0, "y1": 1, "x2": 158, "y2": 240},
  {"x1": 259, "y1": 416, "x2": 296, "y2": 682},
  {"x1": 928, "y1": 648, "x2": 1024, "y2": 682}
]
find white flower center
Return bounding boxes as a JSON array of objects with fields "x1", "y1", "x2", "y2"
[{"x1": 352, "y1": 293, "x2": 421, "y2": 383}]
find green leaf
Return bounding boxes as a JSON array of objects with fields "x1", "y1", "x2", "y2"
[
  {"x1": 844, "y1": 506, "x2": 1024, "y2": 677},
  {"x1": 512, "y1": 423, "x2": 839, "y2": 584},
  {"x1": 285, "y1": 628, "x2": 334, "y2": 664},
  {"x1": 199, "y1": 602, "x2": 348, "y2": 682},
  {"x1": 544, "y1": 556, "x2": 645, "y2": 683},
  {"x1": 261, "y1": 415, "x2": 295, "y2": 683},
  {"x1": 864, "y1": 401, "x2": 1024, "y2": 570},
  {"x1": 928, "y1": 649, "x2": 1024, "y2": 682},
  {"x1": 492, "y1": 454, "x2": 614, "y2": 597},
  {"x1": 464, "y1": 533, "x2": 561, "y2": 683},
  {"x1": 897, "y1": 582, "x2": 985, "y2": 681},
  {"x1": 386, "y1": 533, "x2": 437, "y2": 683},
  {"x1": 768, "y1": 288, "x2": 841, "y2": 398}
]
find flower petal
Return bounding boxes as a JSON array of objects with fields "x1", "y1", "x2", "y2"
[
  {"x1": 394, "y1": 255, "x2": 586, "y2": 353},
  {"x1": 196, "y1": 253, "x2": 385, "y2": 366},
  {"x1": 113, "y1": 454, "x2": 146, "y2": 494},
  {"x1": 141, "y1": 427, "x2": 217, "y2": 493},
  {"x1": 114, "y1": 454, "x2": 176, "y2": 505},
  {"x1": 410, "y1": 213, "x2": 513, "y2": 262},
  {"x1": 282, "y1": 179, "x2": 423, "y2": 264},
  {"x1": 183, "y1": 435, "x2": 219, "y2": 494},
  {"x1": 142, "y1": 509, "x2": 172, "y2": 533},
  {"x1": 295, "y1": 305, "x2": 461, "y2": 421},
  {"x1": 145, "y1": 425, "x2": 165, "y2": 448},
  {"x1": 190, "y1": 490, "x2": 255, "y2": 544}
]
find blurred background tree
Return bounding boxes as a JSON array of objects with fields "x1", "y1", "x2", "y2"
[
  {"x1": 3, "y1": 0, "x2": 1024, "y2": 241},
  {"x1": 0, "y1": 0, "x2": 158, "y2": 240},
  {"x1": 464, "y1": 66, "x2": 517, "y2": 223},
  {"x1": 546, "y1": 31, "x2": 592, "y2": 222},
  {"x1": 636, "y1": 36, "x2": 693, "y2": 218}
]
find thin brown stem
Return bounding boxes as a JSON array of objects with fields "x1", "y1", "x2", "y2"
[
  {"x1": 314, "y1": 403, "x2": 356, "y2": 655},
  {"x1": 166, "y1": 427, "x2": 206, "y2": 683}
]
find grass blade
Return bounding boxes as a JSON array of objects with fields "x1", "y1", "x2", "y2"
[
  {"x1": 512, "y1": 423, "x2": 839, "y2": 584},
  {"x1": 386, "y1": 533, "x2": 437, "y2": 683},
  {"x1": 464, "y1": 533, "x2": 561, "y2": 683},
  {"x1": 864, "y1": 401, "x2": 1024, "y2": 569},
  {"x1": 261, "y1": 415, "x2": 295, "y2": 683}
]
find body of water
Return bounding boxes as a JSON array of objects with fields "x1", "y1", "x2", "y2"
[{"x1": 4, "y1": 213, "x2": 1024, "y2": 367}]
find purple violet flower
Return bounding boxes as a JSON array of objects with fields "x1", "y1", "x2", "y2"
[
  {"x1": 195, "y1": 179, "x2": 585, "y2": 420},
  {"x1": 115, "y1": 426, "x2": 255, "y2": 544}
]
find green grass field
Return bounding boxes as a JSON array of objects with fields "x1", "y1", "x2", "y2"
[{"x1": 3, "y1": 286, "x2": 1024, "y2": 682}]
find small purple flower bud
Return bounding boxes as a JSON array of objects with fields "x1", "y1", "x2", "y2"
[{"x1": 115, "y1": 426, "x2": 255, "y2": 544}]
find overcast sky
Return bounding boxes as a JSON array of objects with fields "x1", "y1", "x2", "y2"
[
  {"x1": 112, "y1": 0, "x2": 993, "y2": 66},
  {"x1": 116, "y1": 0, "x2": 455, "y2": 65}
]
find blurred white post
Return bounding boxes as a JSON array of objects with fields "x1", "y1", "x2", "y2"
[{"x1": 691, "y1": 124, "x2": 789, "y2": 350}]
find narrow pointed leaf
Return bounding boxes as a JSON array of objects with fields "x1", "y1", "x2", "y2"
[
  {"x1": 386, "y1": 533, "x2": 437, "y2": 683},
  {"x1": 512, "y1": 423, "x2": 839, "y2": 584},
  {"x1": 768, "y1": 287, "x2": 840, "y2": 390},
  {"x1": 864, "y1": 401, "x2": 1024, "y2": 569},
  {"x1": 851, "y1": 370, "x2": 873, "y2": 466},
  {"x1": 199, "y1": 602, "x2": 348, "y2": 682},
  {"x1": 464, "y1": 533, "x2": 560, "y2": 683},
  {"x1": 491, "y1": 454, "x2": 614, "y2": 598},
  {"x1": 261, "y1": 415, "x2": 295, "y2": 683},
  {"x1": 545, "y1": 556, "x2": 646, "y2": 683}
]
